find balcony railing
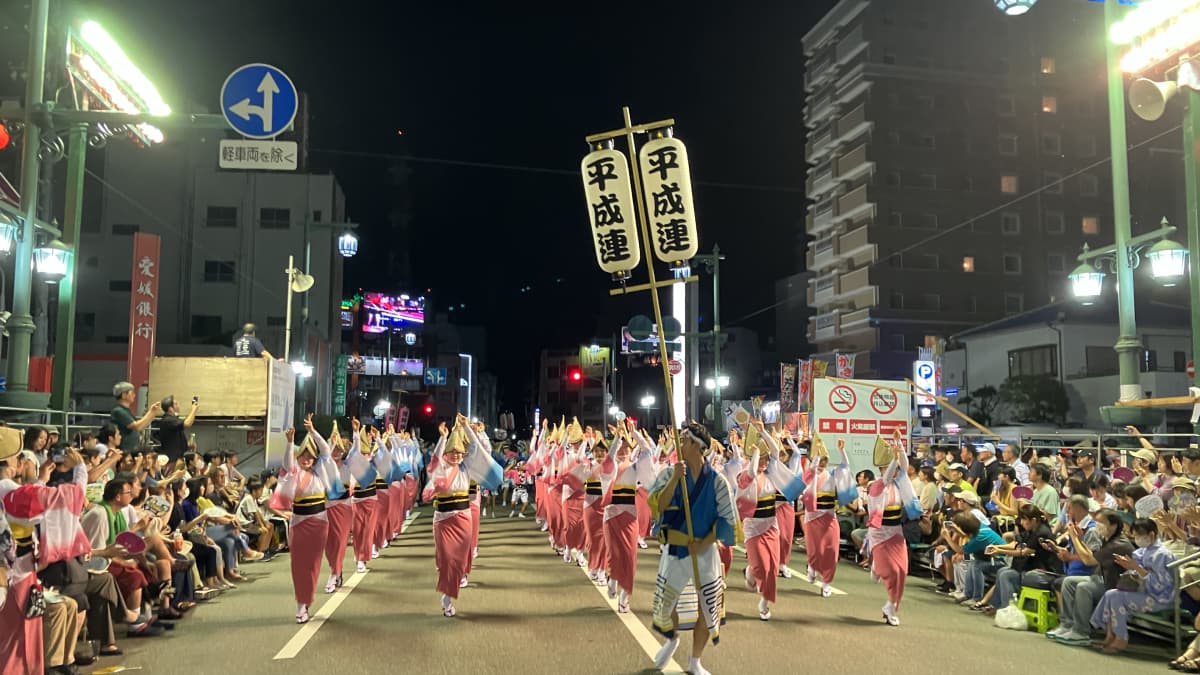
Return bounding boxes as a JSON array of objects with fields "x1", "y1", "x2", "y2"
[
  {"x1": 835, "y1": 143, "x2": 868, "y2": 180},
  {"x1": 840, "y1": 266, "x2": 870, "y2": 293},
  {"x1": 838, "y1": 185, "x2": 869, "y2": 214},
  {"x1": 838, "y1": 224, "x2": 871, "y2": 256}
]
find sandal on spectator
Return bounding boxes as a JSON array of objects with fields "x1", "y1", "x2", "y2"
[{"x1": 98, "y1": 647, "x2": 123, "y2": 657}]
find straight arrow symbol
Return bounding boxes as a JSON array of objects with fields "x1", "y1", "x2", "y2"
[{"x1": 228, "y1": 72, "x2": 281, "y2": 133}]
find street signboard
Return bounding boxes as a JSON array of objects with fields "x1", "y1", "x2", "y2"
[
  {"x1": 813, "y1": 378, "x2": 911, "y2": 476},
  {"x1": 913, "y1": 360, "x2": 937, "y2": 406},
  {"x1": 333, "y1": 354, "x2": 348, "y2": 416},
  {"x1": 668, "y1": 359, "x2": 682, "y2": 376},
  {"x1": 218, "y1": 139, "x2": 298, "y2": 171},
  {"x1": 220, "y1": 63, "x2": 298, "y2": 139},
  {"x1": 424, "y1": 368, "x2": 447, "y2": 386}
]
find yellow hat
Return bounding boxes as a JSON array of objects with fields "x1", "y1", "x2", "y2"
[
  {"x1": 296, "y1": 434, "x2": 318, "y2": 458},
  {"x1": 810, "y1": 434, "x2": 829, "y2": 460},
  {"x1": 0, "y1": 426, "x2": 20, "y2": 461},
  {"x1": 742, "y1": 424, "x2": 763, "y2": 459},
  {"x1": 359, "y1": 426, "x2": 374, "y2": 454},
  {"x1": 447, "y1": 421, "x2": 470, "y2": 454},
  {"x1": 568, "y1": 417, "x2": 584, "y2": 445}
]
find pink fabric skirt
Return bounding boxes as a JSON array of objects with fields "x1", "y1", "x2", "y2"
[
  {"x1": 603, "y1": 511, "x2": 639, "y2": 595},
  {"x1": 745, "y1": 528, "x2": 780, "y2": 602},
  {"x1": 388, "y1": 483, "x2": 405, "y2": 535},
  {"x1": 546, "y1": 488, "x2": 563, "y2": 543},
  {"x1": 0, "y1": 572, "x2": 42, "y2": 675},
  {"x1": 718, "y1": 542, "x2": 732, "y2": 577},
  {"x1": 351, "y1": 497, "x2": 378, "y2": 563},
  {"x1": 374, "y1": 489, "x2": 392, "y2": 550},
  {"x1": 291, "y1": 513, "x2": 329, "y2": 606},
  {"x1": 584, "y1": 503, "x2": 607, "y2": 571},
  {"x1": 804, "y1": 512, "x2": 840, "y2": 583},
  {"x1": 635, "y1": 490, "x2": 651, "y2": 538},
  {"x1": 775, "y1": 502, "x2": 796, "y2": 567},
  {"x1": 324, "y1": 500, "x2": 353, "y2": 576},
  {"x1": 404, "y1": 476, "x2": 417, "y2": 518},
  {"x1": 872, "y1": 534, "x2": 908, "y2": 607},
  {"x1": 435, "y1": 511, "x2": 473, "y2": 598},
  {"x1": 562, "y1": 497, "x2": 586, "y2": 551},
  {"x1": 535, "y1": 480, "x2": 547, "y2": 519},
  {"x1": 466, "y1": 501, "x2": 481, "y2": 575}
]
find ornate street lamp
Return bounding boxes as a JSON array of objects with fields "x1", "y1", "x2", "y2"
[
  {"x1": 1146, "y1": 238, "x2": 1189, "y2": 286},
  {"x1": 1068, "y1": 262, "x2": 1105, "y2": 305},
  {"x1": 337, "y1": 232, "x2": 358, "y2": 258},
  {"x1": 33, "y1": 239, "x2": 71, "y2": 283}
]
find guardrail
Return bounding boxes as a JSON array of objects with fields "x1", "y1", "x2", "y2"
[{"x1": 0, "y1": 405, "x2": 113, "y2": 445}]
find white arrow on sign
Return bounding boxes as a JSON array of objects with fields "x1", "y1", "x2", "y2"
[{"x1": 228, "y1": 72, "x2": 280, "y2": 133}]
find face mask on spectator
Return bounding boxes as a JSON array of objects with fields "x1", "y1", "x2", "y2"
[{"x1": 1135, "y1": 535, "x2": 1154, "y2": 548}]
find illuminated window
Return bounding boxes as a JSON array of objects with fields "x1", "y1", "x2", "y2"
[
  {"x1": 962, "y1": 256, "x2": 976, "y2": 272},
  {"x1": 1082, "y1": 216, "x2": 1100, "y2": 235},
  {"x1": 1001, "y1": 175, "x2": 1019, "y2": 193},
  {"x1": 1042, "y1": 96, "x2": 1057, "y2": 113},
  {"x1": 1041, "y1": 57, "x2": 1056, "y2": 74}
]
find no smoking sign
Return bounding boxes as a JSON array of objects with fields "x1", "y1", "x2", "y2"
[
  {"x1": 829, "y1": 385, "x2": 856, "y2": 413},
  {"x1": 869, "y1": 387, "x2": 898, "y2": 415}
]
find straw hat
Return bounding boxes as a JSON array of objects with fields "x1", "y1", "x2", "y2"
[{"x1": 0, "y1": 427, "x2": 21, "y2": 462}]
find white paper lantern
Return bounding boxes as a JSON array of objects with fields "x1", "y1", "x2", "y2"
[
  {"x1": 581, "y1": 148, "x2": 641, "y2": 275},
  {"x1": 994, "y1": 0, "x2": 1038, "y2": 16},
  {"x1": 638, "y1": 136, "x2": 698, "y2": 264}
]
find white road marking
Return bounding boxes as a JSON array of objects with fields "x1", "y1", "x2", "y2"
[
  {"x1": 274, "y1": 511, "x2": 421, "y2": 660},
  {"x1": 576, "y1": 552, "x2": 686, "y2": 675},
  {"x1": 732, "y1": 544, "x2": 847, "y2": 596}
]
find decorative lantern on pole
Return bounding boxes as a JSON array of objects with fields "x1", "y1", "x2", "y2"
[
  {"x1": 33, "y1": 239, "x2": 71, "y2": 283},
  {"x1": 638, "y1": 131, "x2": 698, "y2": 272},
  {"x1": 581, "y1": 144, "x2": 641, "y2": 280},
  {"x1": 337, "y1": 232, "x2": 359, "y2": 258}
]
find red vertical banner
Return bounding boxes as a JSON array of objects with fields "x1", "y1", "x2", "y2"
[{"x1": 127, "y1": 233, "x2": 161, "y2": 386}]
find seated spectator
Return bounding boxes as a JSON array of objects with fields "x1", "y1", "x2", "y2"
[
  {"x1": 1002, "y1": 444, "x2": 1030, "y2": 486},
  {"x1": 1118, "y1": 484, "x2": 1148, "y2": 525},
  {"x1": 988, "y1": 465, "x2": 1020, "y2": 534},
  {"x1": 169, "y1": 479, "x2": 223, "y2": 592},
  {"x1": 1047, "y1": 507, "x2": 1132, "y2": 645},
  {"x1": 1090, "y1": 474, "x2": 1117, "y2": 510},
  {"x1": 236, "y1": 479, "x2": 275, "y2": 557},
  {"x1": 1029, "y1": 463, "x2": 1060, "y2": 520},
  {"x1": 1053, "y1": 477, "x2": 1090, "y2": 535},
  {"x1": 986, "y1": 503, "x2": 1058, "y2": 616},
  {"x1": 1089, "y1": 518, "x2": 1176, "y2": 654},
  {"x1": 915, "y1": 465, "x2": 939, "y2": 512},
  {"x1": 192, "y1": 475, "x2": 250, "y2": 581},
  {"x1": 944, "y1": 462, "x2": 973, "y2": 495},
  {"x1": 944, "y1": 510, "x2": 1005, "y2": 606}
]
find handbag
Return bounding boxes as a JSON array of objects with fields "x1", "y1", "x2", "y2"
[{"x1": 1116, "y1": 571, "x2": 1145, "y2": 593}]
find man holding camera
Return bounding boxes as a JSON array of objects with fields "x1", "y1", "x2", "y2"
[
  {"x1": 156, "y1": 396, "x2": 198, "y2": 463},
  {"x1": 110, "y1": 382, "x2": 161, "y2": 453}
]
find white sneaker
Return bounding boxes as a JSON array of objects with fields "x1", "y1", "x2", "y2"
[
  {"x1": 356, "y1": 561, "x2": 368, "y2": 574},
  {"x1": 883, "y1": 601, "x2": 899, "y2": 626},
  {"x1": 371, "y1": 546, "x2": 380, "y2": 559},
  {"x1": 637, "y1": 538, "x2": 648, "y2": 549},
  {"x1": 540, "y1": 523, "x2": 549, "y2": 532},
  {"x1": 473, "y1": 547, "x2": 479, "y2": 560},
  {"x1": 744, "y1": 566, "x2": 756, "y2": 591},
  {"x1": 519, "y1": 512, "x2": 527, "y2": 518},
  {"x1": 381, "y1": 540, "x2": 389, "y2": 549},
  {"x1": 807, "y1": 566, "x2": 816, "y2": 583},
  {"x1": 653, "y1": 637, "x2": 679, "y2": 670},
  {"x1": 1047, "y1": 625, "x2": 1071, "y2": 639},
  {"x1": 780, "y1": 566, "x2": 792, "y2": 579},
  {"x1": 821, "y1": 583, "x2": 833, "y2": 598},
  {"x1": 460, "y1": 576, "x2": 469, "y2": 588},
  {"x1": 324, "y1": 576, "x2": 338, "y2": 594},
  {"x1": 482, "y1": 509, "x2": 487, "y2": 517},
  {"x1": 509, "y1": 511, "x2": 515, "y2": 518},
  {"x1": 758, "y1": 597, "x2": 771, "y2": 621},
  {"x1": 608, "y1": 578, "x2": 618, "y2": 599},
  {"x1": 949, "y1": 591, "x2": 967, "y2": 602},
  {"x1": 688, "y1": 657, "x2": 712, "y2": 675}
]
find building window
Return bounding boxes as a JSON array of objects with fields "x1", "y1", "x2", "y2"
[
  {"x1": 259, "y1": 207, "x2": 291, "y2": 229},
  {"x1": 962, "y1": 256, "x2": 976, "y2": 272},
  {"x1": 922, "y1": 293, "x2": 941, "y2": 310},
  {"x1": 1047, "y1": 253, "x2": 1066, "y2": 273},
  {"x1": 190, "y1": 315, "x2": 222, "y2": 338},
  {"x1": 888, "y1": 253, "x2": 903, "y2": 268},
  {"x1": 1044, "y1": 172, "x2": 1063, "y2": 194},
  {"x1": 1004, "y1": 292, "x2": 1025, "y2": 314},
  {"x1": 1008, "y1": 344, "x2": 1057, "y2": 377},
  {"x1": 889, "y1": 291, "x2": 904, "y2": 309},
  {"x1": 998, "y1": 134, "x2": 1018, "y2": 156},
  {"x1": 1041, "y1": 133, "x2": 1061, "y2": 155},
  {"x1": 1082, "y1": 216, "x2": 1100, "y2": 235},
  {"x1": 886, "y1": 172, "x2": 901, "y2": 186},
  {"x1": 1001, "y1": 175, "x2": 1019, "y2": 194},
  {"x1": 916, "y1": 173, "x2": 937, "y2": 189},
  {"x1": 112, "y1": 223, "x2": 139, "y2": 236},
  {"x1": 1085, "y1": 345, "x2": 1119, "y2": 377},
  {"x1": 1041, "y1": 57, "x2": 1056, "y2": 74},
  {"x1": 205, "y1": 206, "x2": 237, "y2": 228},
  {"x1": 918, "y1": 213, "x2": 938, "y2": 229},
  {"x1": 997, "y1": 95, "x2": 1015, "y2": 116},
  {"x1": 1041, "y1": 96, "x2": 1058, "y2": 114},
  {"x1": 882, "y1": 51, "x2": 896, "y2": 65},
  {"x1": 266, "y1": 316, "x2": 287, "y2": 327},
  {"x1": 915, "y1": 96, "x2": 934, "y2": 111},
  {"x1": 919, "y1": 134, "x2": 936, "y2": 148},
  {"x1": 1079, "y1": 174, "x2": 1100, "y2": 196},
  {"x1": 1077, "y1": 135, "x2": 1097, "y2": 157},
  {"x1": 1175, "y1": 351, "x2": 1188, "y2": 372},
  {"x1": 105, "y1": 335, "x2": 130, "y2": 344},
  {"x1": 1000, "y1": 212, "x2": 1021, "y2": 235},
  {"x1": 109, "y1": 280, "x2": 131, "y2": 292},
  {"x1": 203, "y1": 260, "x2": 235, "y2": 283},
  {"x1": 77, "y1": 312, "x2": 96, "y2": 342},
  {"x1": 312, "y1": 210, "x2": 323, "y2": 223},
  {"x1": 1045, "y1": 211, "x2": 1065, "y2": 234},
  {"x1": 887, "y1": 131, "x2": 901, "y2": 145},
  {"x1": 888, "y1": 210, "x2": 903, "y2": 227},
  {"x1": 1003, "y1": 253, "x2": 1022, "y2": 275}
]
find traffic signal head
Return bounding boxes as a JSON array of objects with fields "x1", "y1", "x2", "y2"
[
  {"x1": 423, "y1": 403, "x2": 434, "y2": 416},
  {"x1": 568, "y1": 368, "x2": 583, "y2": 383}
]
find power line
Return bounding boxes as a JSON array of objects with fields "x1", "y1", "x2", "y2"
[
  {"x1": 308, "y1": 147, "x2": 806, "y2": 194},
  {"x1": 724, "y1": 123, "x2": 1185, "y2": 327}
]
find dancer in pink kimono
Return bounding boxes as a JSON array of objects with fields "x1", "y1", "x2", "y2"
[
  {"x1": 864, "y1": 432, "x2": 917, "y2": 626},
  {"x1": 582, "y1": 434, "x2": 616, "y2": 583},
  {"x1": 734, "y1": 423, "x2": 805, "y2": 620},
  {"x1": 796, "y1": 435, "x2": 855, "y2": 597},
  {"x1": 421, "y1": 416, "x2": 503, "y2": 617},
  {"x1": 310, "y1": 421, "x2": 354, "y2": 594},
  {"x1": 773, "y1": 435, "x2": 804, "y2": 577},
  {"x1": 603, "y1": 421, "x2": 656, "y2": 612}
]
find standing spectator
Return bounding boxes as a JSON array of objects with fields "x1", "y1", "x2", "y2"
[
  {"x1": 156, "y1": 396, "x2": 198, "y2": 463},
  {"x1": 110, "y1": 382, "x2": 161, "y2": 453},
  {"x1": 233, "y1": 323, "x2": 276, "y2": 360},
  {"x1": 977, "y1": 443, "x2": 1000, "y2": 502}
]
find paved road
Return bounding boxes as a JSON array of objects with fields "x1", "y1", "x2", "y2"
[{"x1": 103, "y1": 508, "x2": 1180, "y2": 674}]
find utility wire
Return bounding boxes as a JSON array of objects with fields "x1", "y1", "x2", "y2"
[{"x1": 724, "y1": 123, "x2": 1185, "y2": 327}]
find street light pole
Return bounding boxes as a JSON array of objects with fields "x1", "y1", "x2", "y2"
[
  {"x1": 8, "y1": 0, "x2": 50, "y2": 395},
  {"x1": 1183, "y1": 86, "x2": 1200, "y2": 434},
  {"x1": 1103, "y1": 0, "x2": 1144, "y2": 404},
  {"x1": 693, "y1": 245, "x2": 724, "y2": 435},
  {"x1": 49, "y1": 123, "x2": 88, "y2": 420}
]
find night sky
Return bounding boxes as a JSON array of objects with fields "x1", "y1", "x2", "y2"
[{"x1": 14, "y1": 0, "x2": 838, "y2": 410}]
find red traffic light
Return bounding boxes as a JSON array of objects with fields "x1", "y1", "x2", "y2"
[
  {"x1": 423, "y1": 403, "x2": 434, "y2": 415},
  {"x1": 568, "y1": 369, "x2": 583, "y2": 382}
]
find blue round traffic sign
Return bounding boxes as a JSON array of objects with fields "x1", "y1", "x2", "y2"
[
  {"x1": 917, "y1": 363, "x2": 934, "y2": 379},
  {"x1": 220, "y1": 63, "x2": 298, "y2": 139}
]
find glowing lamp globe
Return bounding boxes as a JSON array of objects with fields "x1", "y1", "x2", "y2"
[
  {"x1": 1146, "y1": 239, "x2": 1189, "y2": 287},
  {"x1": 33, "y1": 239, "x2": 72, "y2": 283},
  {"x1": 994, "y1": 0, "x2": 1038, "y2": 16},
  {"x1": 337, "y1": 232, "x2": 358, "y2": 258},
  {"x1": 1068, "y1": 262, "x2": 1105, "y2": 305}
]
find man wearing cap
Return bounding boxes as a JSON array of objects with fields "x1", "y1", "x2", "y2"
[
  {"x1": 977, "y1": 443, "x2": 1000, "y2": 502},
  {"x1": 961, "y1": 445, "x2": 983, "y2": 494},
  {"x1": 945, "y1": 463, "x2": 974, "y2": 495},
  {"x1": 233, "y1": 323, "x2": 275, "y2": 360},
  {"x1": 1068, "y1": 441, "x2": 1102, "y2": 484},
  {"x1": 109, "y1": 382, "x2": 161, "y2": 454}
]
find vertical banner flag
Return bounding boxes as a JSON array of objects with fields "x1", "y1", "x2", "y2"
[
  {"x1": 638, "y1": 135, "x2": 699, "y2": 264},
  {"x1": 797, "y1": 360, "x2": 813, "y2": 413},
  {"x1": 127, "y1": 233, "x2": 161, "y2": 386},
  {"x1": 835, "y1": 352, "x2": 856, "y2": 378},
  {"x1": 581, "y1": 148, "x2": 641, "y2": 275},
  {"x1": 810, "y1": 360, "x2": 829, "y2": 411},
  {"x1": 780, "y1": 362, "x2": 797, "y2": 413},
  {"x1": 333, "y1": 354, "x2": 348, "y2": 416}
]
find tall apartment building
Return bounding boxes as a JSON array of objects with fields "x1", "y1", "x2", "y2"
[{"x1": 802, "y1": 0, "x2": 1181, "y2": 379}]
